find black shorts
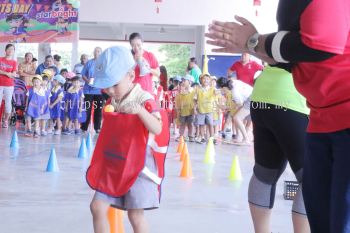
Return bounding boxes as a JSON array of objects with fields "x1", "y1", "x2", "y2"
[{"x1": 251, "y1": 102, "x2": 308, "y2": 173}]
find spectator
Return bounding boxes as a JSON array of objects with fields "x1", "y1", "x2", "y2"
[
  {"x1": 36, "y1": 55, "x2": 59, "y2": 75},
  {"x1": 18, "y1": 52, "x2": 36, "y2": 87},
  {"x1": 129, "y1": 32, "x2": 160, "y2": 93},
  {"x1": 53, "y1": 54, "x2": 63, "y2": 72},
  {"x1": 73, "y1": 54, "x2": 88, "y2": 86},
  {"x1": 188, "y1": 57, "x2": 202, "y2": 84},
  {"x1": 159, "y1": 65, "x2": 168, "y2": 91},
  {"x1": 80, "y1": 47, "x2": 103, "y2": 133},
  {"x1": 0, "y1": 44, "x2": 17, "y2": 128},
  {"x1": 227, "y1": 53, "x2": 263, "y2": 86}
]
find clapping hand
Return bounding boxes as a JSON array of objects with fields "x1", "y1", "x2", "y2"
[{"x1": 205, "y1": 16, "x2": 257, "y2": 54}]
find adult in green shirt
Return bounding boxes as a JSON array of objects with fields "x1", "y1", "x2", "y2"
[
  {"x1": 248, "y1": 66, "x2": 310, "y2": 233},
  {"x1": 188, "y1": 57, "x2": 202, "y2": 84}
]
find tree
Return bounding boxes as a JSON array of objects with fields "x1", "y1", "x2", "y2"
[{"x1": 158, "y1": 44, "x2": 191, "y2": 77}]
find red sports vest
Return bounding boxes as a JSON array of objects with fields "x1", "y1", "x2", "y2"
[{"x1": 86, "y1": 104, "x2": 169, "y2": 197}]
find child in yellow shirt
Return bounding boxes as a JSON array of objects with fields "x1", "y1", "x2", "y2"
[
  {"x1": 175, "y1": 74, "x2": 195, "y2": 142},
  {"x1": 194, "y1": 74, "x2": 219, "y2": 144},
  {"x1": 210, "y1": 76, "x2": 225, "y2": 143}
]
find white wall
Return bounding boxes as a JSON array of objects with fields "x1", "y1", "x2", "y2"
[
  {"x1": 79, "y1": 23, "x2": 197, "y2": 43},
  {"x1": 80, "y1": 0, "x2": 236, "y2": 26},
  {"x1": 80, "y1": 0, "x2": 279, "y2": 59},
  {"x1": 80, "y1": 0, "x2": 278, "y2": 32}
]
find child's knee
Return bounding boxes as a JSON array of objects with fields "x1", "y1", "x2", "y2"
[
  {"x1": 128, "y1": 209, "x2": 144, "y2": 225},
  {"x1": 90, "y1": 199, "x2": 108, "y2": 217}
]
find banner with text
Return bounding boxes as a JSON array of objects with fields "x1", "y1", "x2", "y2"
[{"x1": 0, "y1": 0, "x2": 79, "y2": 43}]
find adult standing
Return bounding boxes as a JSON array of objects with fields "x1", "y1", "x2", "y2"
[
  {"x1": 249, "y1": 67, "x2": 310, "y2": 233},
  {"x1": 53, "y1": 54, "x2": 63, "y2": 72},
  {"x1": 0, "y1": 44, "x2": 17, "y2": 128},
  {"x1": 206, "y1": 1, "x2": 350, "y2": 232},
  {"x1": 188, "y1": 57, "x2": 202, "y2": 84},
  {"x1": 73, "y1": 54, "x2": 88, "y2": 77},
  {"x1": 80, "y1": 47, "x2": 103, "y2": 133},
  {"x1": 227, "y1": 53, "x2": 263, "y2": 86},
  {"x1": 129, "y1": 32, "x2": 160, "y2": 93},
  {"x1": 159, "y1": 65, "x2": 168, "y2": 91},
  {"x1": 18, "y1": 52, "x2": 36, "y2": 87},
  {"x1": 73, "y1": 54, "x2": 88, "y2": 85},
  {"x1": 36, "y1": 55, "x2": 59, "y2": 75}
]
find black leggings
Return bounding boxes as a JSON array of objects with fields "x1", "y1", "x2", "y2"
[
  {"x1": 81, "y1": 94, "x2": 104, "y2": 131},
  {"x1": 251, "y1": 102, "x2": 308, "y2": 176}
]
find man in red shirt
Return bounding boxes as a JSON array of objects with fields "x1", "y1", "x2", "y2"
[
  {"x1": 0, "y1": 44, "x2": 17, "y2": 128},
  {"x1": 227, "y1": 53, "x2": 263, "y2": 86},
  {"x1": 129, "y1": 32, "x2": 160, "y2": 94},
  {"x1": 206, "y1": 1, "x2": 350, "y2": 232}
]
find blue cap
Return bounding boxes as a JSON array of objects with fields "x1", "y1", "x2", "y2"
[
  {"x1": 182, "y1": 74, "x2": 194, "y2": 82},
  {"x1": 53, "y1": 74, "x2": 66, "y2": 85},
  {"x1": 174, "y1": 75, "x2": 182, "y2": 82},
  {"x1": 93, "y1": 46, "x2": 136, "y2": 89}
]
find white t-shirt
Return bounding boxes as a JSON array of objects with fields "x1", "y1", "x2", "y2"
[{"x1": 231, "y1": 79, "x2": 253, "y2": 105}]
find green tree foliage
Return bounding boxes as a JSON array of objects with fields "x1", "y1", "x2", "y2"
[{"x1": 159, "y1": 44, "x2": 191, "y2": 77}]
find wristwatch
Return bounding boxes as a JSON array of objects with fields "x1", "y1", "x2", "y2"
[{"x1": 246, "y1": 32, "x2": 260, "y2": 53}]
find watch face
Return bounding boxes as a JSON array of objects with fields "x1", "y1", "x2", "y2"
[
  {"x1": 249, "y1": 37, "x2": 258, "y2": 45},
  {"x1": 247, "y1": 33, "x2": 259, "y2": 52}
]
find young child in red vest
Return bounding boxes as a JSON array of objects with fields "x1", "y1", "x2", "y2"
[{"x1": 87, "y1": 46, "x2": 169, "y2": 233}]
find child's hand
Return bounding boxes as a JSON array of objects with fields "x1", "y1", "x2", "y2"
[{"x1": 6, "y1": 73, "x2": 15, "y2": 79}]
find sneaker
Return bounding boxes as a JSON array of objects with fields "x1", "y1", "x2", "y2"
[
  {"x1": 54, "y1": 130, "x2": 61, "y2": 135},
  {"x1": 175, "y1": 137, "x2": 181, "y2": 142},
  {"x1": 75, "y1": 129, "x2": 81, "y2": 135},
  {"x1": 47, "y1": 128, "x2": 53, "y2": 134},
  {"x1": 221, "y1": 132, "x2": 226, "y2": 139},
  {"x1": 201, "y1": 138, "x2": 206, "y2": 144},
  {"x1": 62, "y1": 129, "x2": 71, "y2": 135},
  {"x1": 2, "y1": 121, "x2": 8, "y2": 128},
  {"x1": 232, "y1": 134, "x2": 237, "y2": 139},
  {"x1": 189, "y1": 136, "x2": 195, "y2": 142},
  {"x1": 95, "y1": 129, "x2": 101, "y2": 134},
  {"x1": 41, "y1": 130, "x2": 47, "y2": 136},
  {"x1": 195, "y1": 138, "x2": 203, "y2": 144}
]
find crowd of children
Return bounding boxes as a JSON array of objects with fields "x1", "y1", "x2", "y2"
[
  {"x1": 23, "y1": 68, "x2": 86, "y2": 137},
  {"x1": 168, "y1": 72, "x2": 252, "y2": 146},
  {"x1": 5, "y1": 48, "x2": 253, "y2": 145}
]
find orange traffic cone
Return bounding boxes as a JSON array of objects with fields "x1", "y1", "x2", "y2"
[
  {"x1": 176, "y1": 136, "x2": 184, "y2": 153},
  {"x1": 180, "y1": 152, "x2": 193, "y2": 178},
  {"x1": 180, "y1": 142, "x2": 189, "y2": 162},
  {"x1": 108, "y1": 207, "x2": 125, "y2": 233}
]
